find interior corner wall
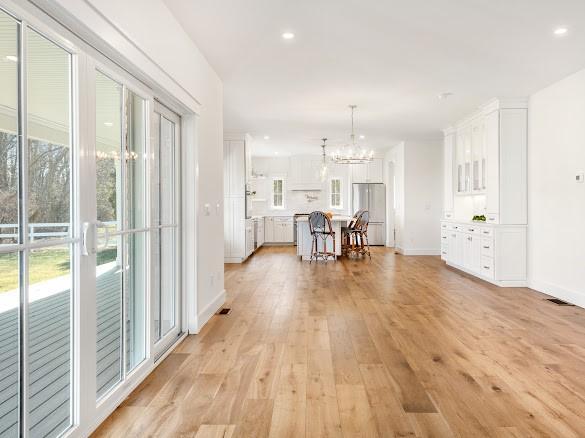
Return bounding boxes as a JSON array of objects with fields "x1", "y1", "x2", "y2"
[
  {"x1": 48, "y1": 0, "x2": 226, "y2": 331},
  {"x1": 528, "y1": 67, "x2": 585, "y2": 307},
  {"x1": 385, "y1": 143, "x2": 405, "y2": 251}
]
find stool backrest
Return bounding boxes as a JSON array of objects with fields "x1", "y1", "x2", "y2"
[
  {"x1": 308, "y1": 211, "x2": 333, "y2": 235},
  {"x1": 355, "y1": 210, "x2": 370, "y2": 232}
]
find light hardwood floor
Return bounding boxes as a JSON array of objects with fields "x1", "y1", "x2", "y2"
[{"x1": 93, "y1": 246, "x2": 585, "y2": 437}]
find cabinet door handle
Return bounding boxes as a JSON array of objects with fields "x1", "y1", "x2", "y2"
[
  {"x1": 467, "y1": 236, "x2": 472, "y2": 241},
  {"x1": 483, "y1": 246, "x2": 490, "y2": 249},
  {"x1": 442, "y1": 236, "x2": 447, "y2": 239},
  {"x1": 483, "y1": 266, "x2": 490, "y2": 269}
]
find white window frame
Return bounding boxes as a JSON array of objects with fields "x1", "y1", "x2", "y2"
[
  {"x1": 0, "y1": 2, "x2": 193, "y2": 437},
  {"x1": 330, "y1": 177, "x2": 343, "y2": 209},
  {"x1": 271, "y1": 176, "x2": 285, "y2": 210}
]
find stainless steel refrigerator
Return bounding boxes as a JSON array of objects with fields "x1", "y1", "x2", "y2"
[{"x1": 352, "y1": 183, "x2": 386, "y2": 246}]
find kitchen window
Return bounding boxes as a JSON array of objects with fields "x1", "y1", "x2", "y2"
[
  {"x1": 330, "y1": 178, "x2": 342, "y2": 208},
  {"x1": 272, "y1": 177, "x2": 284, "y2": 209}
]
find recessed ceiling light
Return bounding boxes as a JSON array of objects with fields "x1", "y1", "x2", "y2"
[
  {"x1": 438, "y1": 92, "x2": 454, "y2": 100},
  {"x1": 104, "y1": 122, "x2": 113, "y2": 127},
  {"x1": 553, "y1": 27, "x2": 568, "y2": 36},
  {"x1": 282, "y1": 32, "x2": 295, "y2": 40},
  {"x1": 359, "y1": 135, "x2": 365, "y2": 140},
  {"x1": 264, "y1": 135, "x2": 270, "y2": 140},
  {"x1": 5, "y1": 55, "x2": 18, "y2": 62}
]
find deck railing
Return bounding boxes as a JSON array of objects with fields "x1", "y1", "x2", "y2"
[{"x1": 0, "y1": 221, "x2": 116, "y2": 244}]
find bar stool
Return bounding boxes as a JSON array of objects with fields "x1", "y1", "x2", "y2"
[
  {"x1": 341, "y1": 209, "x2": 363, "y2": 256},
  {"x1": 347, "y1": 210, "x2": 371, "y2": 259},
  {"x1": 308, "y1": 211, "x2": 336, "y2": 263}
]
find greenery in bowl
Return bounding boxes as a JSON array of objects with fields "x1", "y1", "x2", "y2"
[{"x1": 472, "y1": 215, "x2": 486, "y2": 222}]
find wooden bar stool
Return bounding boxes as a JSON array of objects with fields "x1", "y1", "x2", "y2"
[
  {"x1": 341, "y1": 209, "x2": 363, "y2": 256},
  {"x1": 346, "y1": 210, "x2": 371, "y2": 259},
  {"x1": 308, "y1": 211, "x2": 336, "y2": 263}
]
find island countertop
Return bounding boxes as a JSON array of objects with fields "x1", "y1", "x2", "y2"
[{"x1": 295, "y1": 215, "x2": 352, "y2": 222}]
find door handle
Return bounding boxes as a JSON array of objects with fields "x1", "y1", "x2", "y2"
[{"x1": 82, "y1": 221, "x2": 108, "y2": 255}]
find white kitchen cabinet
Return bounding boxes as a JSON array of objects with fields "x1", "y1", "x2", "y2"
[
  {"x1": 272, "y1": 217, "x2": 294, "y2": 243},
  {"x1": 256, "y1": 218, "x2": 265, "y2": 247},
  {"x1": 245, "y1": 219, "x2": 254, "y2": 258},
  {"x1": 351, "y1": 158, "x2": 383, "y2": 183},
  {"x1": 264, "y1": 216, "x2": 274, "y2": 242},
  {"x1": 224, "y1": 137, "x2": 249, "y2": 263},
  {"x1": 444, "y1": 98, "x2": 527, "y2": 225},
  {"x1": 440, "y1": 220, "x2": 526, "y2": 287},
  {"x1": 486, "y1": 107, "x2": 527, "y2": 225},
  {"x1": 224, "y1": 196, "x2": 246, "y2": 262},
  {"x1": 443, "y1": 130, "x2": 455, "y2": 219}
]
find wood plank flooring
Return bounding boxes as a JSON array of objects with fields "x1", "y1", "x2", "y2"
[{"x1": 92, "y1": 246, "x2": 585, "y2": 437}]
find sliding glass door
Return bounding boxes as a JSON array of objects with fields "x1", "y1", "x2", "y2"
[
  {"x1": 94, "y1": 71, "x2": 149, "y2": 399},
  {"x1": 0, "y1": 4, "x2": 184, "y2": 436},
  {"x1": 1, "y1": 11, "x2": 74, "y2": 438},
  {"x1": 152, "y1": 102, "x2": 181, "y2": 356}
]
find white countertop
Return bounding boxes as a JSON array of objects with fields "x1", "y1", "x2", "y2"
[{"x1": 295, "y1": 215, "x2": 352, "y2": 222}]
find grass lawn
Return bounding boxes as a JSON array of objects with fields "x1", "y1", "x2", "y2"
[{"x1": 0, "y1": 247, "x2": 116, "y2": 293}]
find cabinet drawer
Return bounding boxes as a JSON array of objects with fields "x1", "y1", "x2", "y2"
[
  {"x1": 444, "y1": 212, "x2": 453, "y2": 220},
  {"x1": 479, "y1": 227, "x2": 493, "y2": 238},
  {"x1": 441, "y1": 222, "x2": 448, "y2": 230},
  {"x1": 441, "y1": 231, "x2": 449, "y2": 242},
  {"x1": 480, "y1": 257, "x2": 495, "y2": 279},
  {"x1": 465, "y1": 225, "x2": 481, "y2": 234},
  {"x1": 481, "y1": 238, "x2": 494, "y2": 258}
]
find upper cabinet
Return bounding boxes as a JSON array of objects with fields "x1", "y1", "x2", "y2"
[
  {"x1": 351, "y1": 158, "x2": 383, "y2": 183},
  {"x1": 224, "y1": 139, "x2": 246, "y2": 197},
  {"x1": 445, "y1": 98, "x2": 527, "y2": 225}
]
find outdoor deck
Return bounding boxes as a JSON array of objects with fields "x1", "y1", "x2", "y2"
[{"x1": 0, "y1": 267, "x2": 122, "y2": 438}]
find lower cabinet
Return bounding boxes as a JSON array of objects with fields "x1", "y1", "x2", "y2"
[
  {"x1": 245, "y1": 219, "x2": 254, "y2": 258},
  {"x1": 264, "y1": 216, "x2": 294, "y2": 243},
  {"x1": 441, "y1": 221, "x2": 526, "y2": 287}
]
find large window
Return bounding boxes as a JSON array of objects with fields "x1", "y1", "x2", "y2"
[
  {"x1": 330, "y1": 178, "x2": 342, "y2": 208},
  {"x1": 271, "y1": 177, "x2": 284, "y2": 209}
]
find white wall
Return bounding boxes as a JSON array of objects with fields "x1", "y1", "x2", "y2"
[
  {"x1": 248, "y1": 156, "x2": 352, "y2": 217},
  {"x1": 528, "y1": 67, "x2": 585, "y2": 307},
  {"x1": 386, "y1": 140, "x2": 442, "y2": 255},
  {"x1": 47, "y1": 0, "x2": 225, "y2": 330},
  {"x1": 385, "y1": 144, "x2": 404, "y2": 249}
]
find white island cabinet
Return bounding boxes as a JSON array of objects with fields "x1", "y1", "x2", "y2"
[{"x1": 296, "y1": 215, "x2": 352, "y2": 261}]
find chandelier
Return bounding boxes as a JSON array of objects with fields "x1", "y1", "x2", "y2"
[
  {"x1": 331, "y1": 105, "x2": 374, "y2": 164},
  {"x1": 319, "y1": 137, "x2": 328, "y2": 182}
]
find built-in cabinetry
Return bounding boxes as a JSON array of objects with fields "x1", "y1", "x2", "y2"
[
  {"x1": 441, "y1": 221, "x2": 526, "y2": 286},
  {"x1": 264, "y1": 216, "x2": 294, "y2": 243},
  {"x1": 224, "y1": 137, "x2": 255, "y2": 263},
  {"x1": 441, "y1": 98, "x2": 527, "y2": 286},
  {"x1": 351, "y1": 158, "x2": 383, "y2": 183}
]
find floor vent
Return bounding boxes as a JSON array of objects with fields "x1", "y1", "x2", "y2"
[
  {"x1": 546, "y1": 298, "x2": 574, "y2": 306},
  {"x1": 217, "y1": 308, "x2": 232, "y2": 315}
]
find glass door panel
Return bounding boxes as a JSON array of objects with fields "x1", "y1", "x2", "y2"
[
  {"x1": 152, "y1": 104, "x2": 180, "y2": 351},
  {"x1": 95, "y1": 71, "x2": 123, "y2": 398},
  {"x1": 25, "y1": 28, "x2": 73, "y2": 438},
  {"x1": 0, "y1": 10, "x2": 20, "y2": 438},
  {"x1": 125, "y1": 231, "x2": 146, "y2": 372}
]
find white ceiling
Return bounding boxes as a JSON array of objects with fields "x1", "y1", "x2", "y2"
[{"x1": 164, "y1": 0, "x2": 585, "y2": 156}]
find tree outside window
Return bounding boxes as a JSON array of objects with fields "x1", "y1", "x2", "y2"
[{"x1": 272, "y1": 178, "x2": 284, "y2": 209}]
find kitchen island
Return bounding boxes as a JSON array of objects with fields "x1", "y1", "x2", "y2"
[{"x1": 296, "y1": 215, "x2": 352, "y2": 261}]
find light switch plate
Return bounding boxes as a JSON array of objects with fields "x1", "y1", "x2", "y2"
[{"x1": 576, "y1": 173, "x2": 584, "y2": 183}]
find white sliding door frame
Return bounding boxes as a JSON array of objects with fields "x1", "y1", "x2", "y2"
[{"x1": 0, "y1": 1, "x2": 196, "y2": 437}]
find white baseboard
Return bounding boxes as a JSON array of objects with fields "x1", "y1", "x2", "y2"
[
  {"x1": 399, "y1": 248, "x2": 441, "y2": 256},
  {"x1": 528, "y1": 279, "x2": 585, "y2": 309},
  {"x1": 224, "y1": 257, "x2": 244, "y2": 263},
  {"x1": 192, "y1": 289, "x2": 226, "y2": 334}
]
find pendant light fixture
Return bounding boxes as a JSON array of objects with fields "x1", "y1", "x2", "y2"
[
  {"x1": 319, "y1": 137, "x2": 329, "y2": 182},
  {"x1": 331, "y1": 105, "x2": 374, "y2": 164}
]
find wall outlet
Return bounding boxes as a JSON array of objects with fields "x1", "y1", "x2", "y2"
[{"x1": 576, "y1": 173, "x2": 584, "y2": 183}]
